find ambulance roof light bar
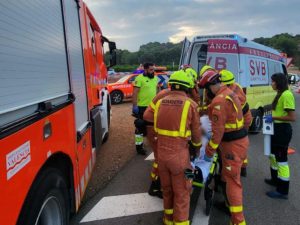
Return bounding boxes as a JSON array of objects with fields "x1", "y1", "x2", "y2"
[{"x1": 193, "y1": 34, "x2": 245, "y2": 42}]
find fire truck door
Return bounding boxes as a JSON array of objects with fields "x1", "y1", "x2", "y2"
[{"x1": 64, "y1": 0, "x2": 92, "y2": 195}]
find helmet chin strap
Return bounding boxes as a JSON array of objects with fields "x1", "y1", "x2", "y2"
[{"x1": 206, "y1": 86, "x2": 215, "y2": 99}]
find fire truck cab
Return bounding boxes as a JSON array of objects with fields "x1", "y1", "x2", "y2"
[
  {"x1": 180, "y1": 34, "x2": 288, "y2": 132},
  {"x1": 0, "y1": 0, "x2": 116, "y2": 224}
]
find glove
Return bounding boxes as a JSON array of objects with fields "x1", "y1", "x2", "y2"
[
  {"x1": 204, "y1": 154, "x2": 213, "y2": 162},
  {"x1": 132, "y1": 105, "x2": 139, "y2": 115},
  {"x1": 184, "y1": 168, "x2": 195, "y2": 179},
  {"x1": 264, "y1": 115, "x2": 273, "y2": 123}
]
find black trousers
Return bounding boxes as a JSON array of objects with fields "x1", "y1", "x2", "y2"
[
  {"x1": 134, "y1": 106, "x2": 147, "y2": 151},
  {"x1": 270, "y1": 123, "x2": 292, "y2": 194}
]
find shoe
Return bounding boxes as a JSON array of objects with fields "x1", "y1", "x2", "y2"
[
  {"x1": 264, "y1": 178, "x2": 276, "y2": 187},
  {"x1": 148, "y1": 181, "x2": 163, "y2": 199},
  {"x1": 240, "y1": 167, "x2": 247, "y2": 177},
  {"x1": 214, "y1": 201, "x2": 231, "y2": 216},
  {"x1": 136, "y1": 147, "x2": 146, "y2": 155},
  {"x1": 266, "y1": 191, "x2": 288, "y2": 200},
  {"x1": 148, "y1": 187, "x2": 163, "y2": 198}
]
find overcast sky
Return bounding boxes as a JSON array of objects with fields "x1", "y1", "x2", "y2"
[{"x1": 85, "y1": 0, "x2": 300, "y2": 52}]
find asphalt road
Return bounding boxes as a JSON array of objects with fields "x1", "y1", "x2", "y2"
[{"x1": 72, "y1": 92, "x2": 300, "y2": 225}]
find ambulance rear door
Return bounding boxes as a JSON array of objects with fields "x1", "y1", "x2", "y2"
[
  {"x1": 179, "y1": 37, "x2": 191, "y2": 68},
  {"x1": 206, "y1": 39, "x2": 240, "y2": 83}
]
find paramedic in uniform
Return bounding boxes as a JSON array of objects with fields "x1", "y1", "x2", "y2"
[
  {"x1": 264, "y1": 73, "x2": 296, "y2": 199},
  {"x1": 150, "y1": 70, "x2": 201, "y2": 225},
  {"x1": 219, "y1": 69, "x2": 253, "y2": 177},
  {"x1": 199, "y1": 70, "x2": 249, "y2": 225},
  {"x1": 132, "y1": 62, "x2": 158, "y2": 155}
]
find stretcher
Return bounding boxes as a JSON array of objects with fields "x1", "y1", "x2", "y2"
[{"x1": 190, "y1": 115, "x2": 221, "y2": 215}]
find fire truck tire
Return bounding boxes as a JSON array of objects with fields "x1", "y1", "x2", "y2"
[
  {"x1": 250, "y1": 108, "x2": 263, "y2": 134},
  {"x1": 110, "y1": 90, "x2": 123, "y2": 104},
  {"x1": 17, "y1": 168, "x2": 70, "y2": 225}
]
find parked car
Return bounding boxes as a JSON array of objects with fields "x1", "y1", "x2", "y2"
[
  {"x1": 288, "y1": 73, "x2": 300, "y2": 85},
  {"x1": 108, "y1": 68, "x2": 116, "y2": 75}
]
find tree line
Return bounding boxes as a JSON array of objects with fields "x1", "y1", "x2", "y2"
[{"x1": 106, "y1": 33, "x2": 300, "y2": 72}]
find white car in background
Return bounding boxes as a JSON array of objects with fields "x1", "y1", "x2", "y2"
[
  {"x1": 108, "y1": 68, "x2": 116, "y2": 75},
  {"x1": 288, "y1": 73, "x2": 300, "y2": 85}
]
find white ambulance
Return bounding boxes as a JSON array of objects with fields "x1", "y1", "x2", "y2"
[{"x1": 179, "y1": 34, "x2": 288, "y2": 132}]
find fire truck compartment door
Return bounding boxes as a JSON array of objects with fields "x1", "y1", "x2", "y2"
[{"x1": 64, "y1": 0, "x2": 89, "y2": 133}]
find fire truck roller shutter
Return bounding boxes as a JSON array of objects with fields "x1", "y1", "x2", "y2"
[{"x1": 0, "y1": 0, "x2": 70, "y2": 128}]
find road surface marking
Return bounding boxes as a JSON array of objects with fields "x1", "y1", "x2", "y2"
[
  {"x1": 192, "y1": 193, "x2": 209, "y2": 225},
  {"x1": 145, "y1": 152, "x2": 154, "y2": 161},
  {"x1": 80, "y1": 193, "x2": 163, "y2": 223}
]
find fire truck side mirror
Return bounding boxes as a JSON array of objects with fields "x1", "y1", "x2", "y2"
[{"x1": 109, "y1": 41, "x2": 117, "y2": 68}]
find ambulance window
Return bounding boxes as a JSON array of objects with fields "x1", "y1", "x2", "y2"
[
  {"x1": 267, "y1": 61, "x2": 280, "y2": 83},
  {"x1": 128, "y1": 75, "x2": 137, "y2": 84},
  {"x1": 190, "y1": 43, "x2": 208, "y2": 73}
]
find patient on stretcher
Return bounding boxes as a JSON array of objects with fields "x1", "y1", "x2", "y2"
[{"x1": 191, "y1": 115, "x2": 213, "y2": 184}]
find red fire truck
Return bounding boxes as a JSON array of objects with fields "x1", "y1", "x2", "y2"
[{"x1": 0, "y1": 1, "x2": 116, "y2": 224}]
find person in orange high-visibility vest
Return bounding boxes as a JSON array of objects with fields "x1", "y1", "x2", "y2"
[
  {"x1": 143, "y1": 69, "x2": 201, "y2": 200},
  {"x1": 219, "y1": 69, "x2": 252, "y2": 177},
  {"x1": 147, "y1": 70, "x2": 201, "y2": 225},
  {"x1": 198, "y1": 65, "x2": 217, "y2": 115},
  {"x1": 182, "y1": 66, "x2": 201, "y2": 106},
  {"x1": 199, "y1": 70, "x2": 249, "y2": 225}
]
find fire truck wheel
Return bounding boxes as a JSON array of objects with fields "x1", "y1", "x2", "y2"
[
  {"x1": 110, "y1": 90, "x2": 123, "y2": 104},
  {"x1": 17, "y1": 168, "x2": 70, "y2": 225},
  {"x1": 250, "y1": 109, "x2": 263, "y2": 134}
]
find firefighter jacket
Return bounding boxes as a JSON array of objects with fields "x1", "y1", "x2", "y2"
[
  {"x1": 206, "y1": 86, "x2": 246, "y2": 157},
  {"x1": 154, "y1": 91, "x2": 201, "y2": 152},
  {"x1": 228, "y1": 83, "x2": 253, "y2": 129},
  {"x1": 190, "y1": 86, "x2": 201, "y2": 106},
  {"x1": 143, "y1": 89, "x2": 171, "y2": 124}
]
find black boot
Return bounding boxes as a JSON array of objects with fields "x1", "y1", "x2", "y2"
[
  {"x1": 136, "y1": 144, "x2": 146, "y2": 155},
  {"x1": 148, "y1": 179, "x2": 163, "y2": 198},
  {"x1": 265, "y1": 168, "x2": 278, "y2": 186}
]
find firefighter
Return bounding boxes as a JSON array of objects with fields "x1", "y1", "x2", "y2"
[
  {"x1": 183, "y1": 67, "x2": 201, "y2": 105},
  {"x1": 199, "y1": 70, "x2": 249, "y2": 225},
  {"x1": 264, "y1": 73, "x2": 296, "y2": 199},
  {"x1": 198, "y1": 65, "x2": 217, "y2": 115},
  {"x1": 152, "y1": 70, "x2": 201, "y2": 225},
  {"x1": 144, "y1": 69, "x2": 200, "y2": 199},
  {"x1": 219, "y1": 69, "x2": 253, "y2": 177},
  {"x1": 199, "y1": 65, "x2": 215, "y2": 77},
  {"x1": 132, "y1": 62, "x2": 159, "y2": 155}
]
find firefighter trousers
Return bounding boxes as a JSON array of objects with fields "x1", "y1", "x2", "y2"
[
  {"x1": 158, "y1": 150, "x2": 192, "y2": 223},
  {"x1": 220, "y1": 136, "x2": 249, "y2": 225},
  {"x1": 146, "y1": 126, "x2": 159, "y2": 181}
]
